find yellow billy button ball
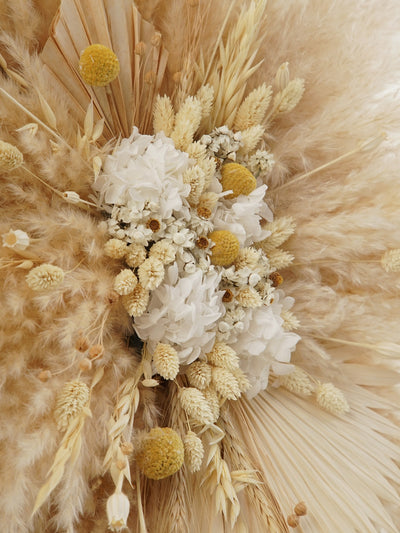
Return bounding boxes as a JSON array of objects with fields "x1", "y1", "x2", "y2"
[
  {"x1": 220, "y1": 162, "x2": 257, "y2": 199},
  {"x1": 136, "y1": 427, "x2": 184, "y2": 480},
  {"x1": 79, "y1": 44, "x2": 120, "y2": 87},
  {"x1": 209, "y1": 230, "x2": 240, "y2": 267}
]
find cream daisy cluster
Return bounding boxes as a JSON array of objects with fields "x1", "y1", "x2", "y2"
[{"x1": 94, "y1": 110, "x2": 300, "y2": 399}]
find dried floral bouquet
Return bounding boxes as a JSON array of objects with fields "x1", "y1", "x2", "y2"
[{"x1": 0, "y1": 0, "x2": 399, "y2": 532}]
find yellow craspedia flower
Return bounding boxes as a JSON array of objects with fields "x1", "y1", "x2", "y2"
[
  {"x1": 0, "y1": 140, "x2": 23, "y2": 171},
  {"x1": 220, "y1": 162, "x2": 257, "y2": 199},
  {"x1": 136, "y1": 427, "x2": 184, "y2": 480},
  {"x1": 79, "y1": 44, "x2": 120, "y2": 87},
  {"x1": 209, "y1": 230, "x2": 240, "y2": 266}
]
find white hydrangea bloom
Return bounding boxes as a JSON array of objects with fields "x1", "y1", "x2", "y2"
[
  {"x1": 93, "y1": 128, "x2": 192, "y2": 243},
  {"x1": 228, "y1": 290, "x2": 300, "y2": 398},
  {"x1": 134, "y1": 263, "x2": 225, "y2": 365},
  {"x1": 213, "y1": 185, "x2": 272, "y2": 246}
]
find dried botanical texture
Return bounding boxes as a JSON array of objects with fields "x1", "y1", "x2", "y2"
[
  {"x1": 186, "y1": 360, "x2": 212, "y2": 389},
  {"x1": 121, "y1": 284, "x2": 149, "y2": 317},
  {"x1": 25, "y1": 264, "x2": 65, "y2": 291},
  {"x1": 149, "y1": 239, "x2": 176, "y2": 265},
  {"x1": 258, "y1": 216, "x2": 296, "y2": 253},
  {"x1": 0, "y1": 140, "x2": 23, "y2": 170},
  {"x1": 211, "y1": 366, "x2": 241, "y2": 400},
  {"x1": 53, "y1": 379, "x2": 90, "y2": 431},
  {"x1": 113, "y1": 269, "x2": 138, "y2": 296},
  {"x1": 315, "y1": 382, "x2": 350, "y2": 415},
  {"x1": 153, "y1": 95, "x2": 175, "y2": 136},
  {"x1": 207, "y1": 342, "x2": 239, "y2": 372},
  {"x1": 152, "y1": 343, "x2": 179, "y2": 380},
  {"x1": 183, "y1": 430, "x2": 204, "y2": 473},
  {"x1": 233, "y1": 83, "x2": 272, "y2": 131},
  {"x1": 0, "y1": 0, "x2": 399, "y2": 532},
  {"x1": 138, "y1": 257, "x2": 164, "y2": 291},
  {"x1": 278, "y1": 367, "x2": 315, "y2": 396},
  {"x1": 171, "y1": 95, "x2": 202, "y2": 150},
  {"x1": 178, "y1": 387, "x2": 214, "y2": 425},
  {"x1": 201, "y1": 0, "x2": 268, "y2": 129}
]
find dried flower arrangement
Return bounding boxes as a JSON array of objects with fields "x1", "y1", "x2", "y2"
[{"x1": 0, "y1": 0, "x2": 399, "y2": 532}]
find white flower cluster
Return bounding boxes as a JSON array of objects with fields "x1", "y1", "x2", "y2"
[{"x1": 95, "y1": 128, "x2": 299, "y2": 398}]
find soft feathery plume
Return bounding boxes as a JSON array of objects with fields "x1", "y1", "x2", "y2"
[
  {"x1": 267, "y1": 249, "x2": 295, "y2": 270},
  {"x1": 149, "y1": 239, "x2": 176, "y2": 265},
  {"x1": 125, "y1": 243, "x2": 147, "y2": 268},
  {"x1": 54, "y1": 380, "x2": 90, "y2": 431},
  {"x1": 153, "y1": 95, "x2": 175, "y2": 136},
  {"x1": 233, "y1": 83, "x2": 272, "y2": 131},
  {"x1": 186, "y1": 140, "x2": 207, "y2": 161},
  {"x1": 121, "y1": 284, "x2": 149, "y2": 317},
  {"x1": 234, "y1": 247, "x2": 262, "y2": 270},
  {"x1": 186, "y1": 360, "x2": 212, "y2": 390},
  {"x1": 113, "y1": 269, "x2": 138, "y2": 296},
  {"x1": 104, "y1": 238, "x2": 127, "y2": 259},
  {"x1": 205, "y1": 0, "x2": 268, "y2": 129},
  {"x1": 136, "y1": 427, "x2": 184, "y2": 480},
  {"x1": 171, "y1": 95, "x2": 203, "y2": 151},
  {"x1": 207, "y1": 342, "x2": 239, "y2": 372},
  {"x1": 237, "y1": 125, "x2": 265, "y2": 157},
  {"x1": 381, "y1": 249, "x2": 400, "y2": 272},
  {"x1": 279, "y1": 367, "x2": 315, "y2": 396},
  {"x1": 138, "y1": 257, "x2": 164, "y2": 291},
  {"x1": 183, "y1": 430, "x2": 204, "y2": 473},
  {"x1": 211, "y1": 366, "x2": 241, "y2": 400},
  {"x1": 231, "y1": 368, "x2": 251, "y2": 393},
  {"x1": 25, "y1": 264, "x2": 65, "y2": 291},
  {"x1": 196, "y1": 156, "x2": 217, "y2": 189},
  {"x1": 235, "y1": 286, "x2": 263, "y2": 308},
  {"x1": 2, "y1": 229, "x2": 30, "y2": 251},
  {"x1": 315, "y1": 383, "x2": 350, "y2": 415},
  {"x1": 195, "y1": 84, "x2": 214, "y2": 119},
  {"x1": 203, "y1": 387, "x2": 220, "y2": 423},
  {"x1": 0, "y1": 140, "x2": 23, "y2": 170},
  {"x1": 178, "y1": 387, "x2": 214, "y2": 425},
  {"x1": 270, "y1": 78, "x2": 305, "y2": 117},
  {"x1": 274, "y1": 62, "x2": 290, "y2": 92},
  {"x1": 281, "y1": 310, "x2": 300, "y2": 332},
  {"x1": 183, "y1": 165, "x2": 206, "y2": 205},
  {"x1": 152, "y1": 343, "x2": 179, "y2": 380},
  {"x1": 258, "y1": 217, "x2": 296, "y2": 252},
  {"x1": 106, "y1": 491, "x2": 130, "y2": 532}
]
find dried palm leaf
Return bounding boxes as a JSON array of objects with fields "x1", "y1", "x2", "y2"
[{"x1": 41, "y1": 0, "x2": 168, "y2": 138}]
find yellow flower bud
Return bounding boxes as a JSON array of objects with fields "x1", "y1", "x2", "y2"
[
  {"x1": 209, "y1": 230, "x2": 240, "y2": 266},
  {"x1": 220, "y1": 163, "x2": 257, "y2": 199},
  {"x1": 79, "y1": 44, "x2": 120, "y2": 87},
  {"x1": 136, "y1": 427, "x2": 184, "y2": 480}
]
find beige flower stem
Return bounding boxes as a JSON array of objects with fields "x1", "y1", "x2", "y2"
[
  {"x1": 136, "y1": 468, "x2": 148, "y2": 533},
  {"x1": 312, "y1": 335, "x2": 400, "y2": 357},
  {"x1": 0, "y1": 88, "x2": 73, "y2": 150},
  {"x1": 0, "y1": 88, "x2": 92, "y2": 169},
  {"x1": 274, "y1": 133, "x2": 386, "y2": 192},
  {"x1": 291, "y1": 259, "x2": 381, "y2": 267},
  {"x1": 22, "y1": 166, "x2": 97, "y2": 208},
  {"x1": 202, "y1": 1, "x2": 236, "y2": 84}
]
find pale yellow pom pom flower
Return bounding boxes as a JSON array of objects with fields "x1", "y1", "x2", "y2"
[
  {"x1": 136, "y1": 427, "x2": 184, "y2": 480},
  {"x1": 209, "y1": 230, "x2": 240, "y2": 266},
  {"x1": 79, "y1": 44, "x2": 120, "y2": 87}
]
